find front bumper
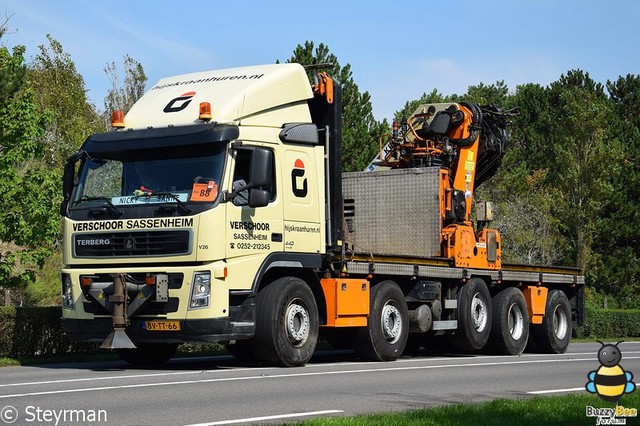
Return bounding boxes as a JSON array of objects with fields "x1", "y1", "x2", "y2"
[{"x1": 62, "y1": 315, "x2": 254, "y2": 344}]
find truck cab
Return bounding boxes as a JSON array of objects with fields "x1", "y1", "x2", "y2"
[{"x1": 60, "y1": 64, "x2": 333, "y2": 363}]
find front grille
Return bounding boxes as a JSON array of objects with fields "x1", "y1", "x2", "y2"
[{"x1": 74, "y1": 231, "x2": 191, "y2": 257}]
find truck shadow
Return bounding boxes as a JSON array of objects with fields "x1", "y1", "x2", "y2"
[{"x1": 27, "y1": 347, "x2": 481, "y2": 373}]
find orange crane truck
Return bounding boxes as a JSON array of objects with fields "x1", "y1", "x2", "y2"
[{"x1": 59, "y1": 63, "x2": 584, "y2": 366}]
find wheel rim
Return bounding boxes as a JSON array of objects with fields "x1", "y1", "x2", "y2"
[
  {"x1": 507, "y1": 302, "x2": 524, "y2": 340},
  {"x1": 381, "y1": 302, "x2": 402, "y2": 344},
  {"x1": 552, "y1": 304, "x2": 568, "y2": 340},
  {"x1": 470, "y1": 292, "x2": 488, "y2": 333},
  {"x1": 286, "y1": 299, "x2": 310, "y2": 346}
]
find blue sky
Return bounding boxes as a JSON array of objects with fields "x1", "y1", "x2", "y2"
[{"x1": 3, "y1": 0, "x2": 639, "y2": 120}]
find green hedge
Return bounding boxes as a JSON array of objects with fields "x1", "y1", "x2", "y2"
[
  {"x1": 0, "y1": 306, "x2": 98, "y2": 358},
  {"x1": 574, "y1": 306, "x2": 640, "y2": 339}
]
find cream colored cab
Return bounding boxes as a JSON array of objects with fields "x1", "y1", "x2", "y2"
[
  {"x1": 222, "y1": 137, "x2": 326, "y2": 291},
  {"x1": 224, "y1": 142, "x2": 284, "y2": 290},
  {"x1": 282, "y1": 145, "x2": 325, "y2": 254}
]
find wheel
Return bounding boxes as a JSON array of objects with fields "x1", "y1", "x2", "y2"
[
  {"x1": 354, "y1": 280, "x2": 409, "y2": 361},
  {"x1": 116, "y1": 343, "x2": 179, "y2": 367},
  {"x1": 489, "y1": 287, "x2": 529, "y2": 355},
  {"x1": 252, "y1": 277, "x2": 319, "y2": 367},
  {"x1": 531, "y1": 289, "x2": 572, "y2": 354},
  {"x1": 225, "y1": 340, "x2": 255, "y2": 361},
  {"x1": 451, "y1": 278, "x2": 492, "y2": 351}
]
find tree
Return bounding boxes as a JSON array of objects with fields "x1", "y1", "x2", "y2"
[
  {"x1": 490, "y1": 170, "x2": 567, "y2": 266},
  {"x1": 16, "y1": 36, "x2": 106, "y2": 305},
  {"x1": 465, "y1": 80, "x2": 509, "y2": 105},
  {"x1": 284, "y1": 41, "x2": 381, "y2": 171},
  {"x1": 590, "y1": 74, "x2": 640, "y2": 306},
  {"x1": 0, "y1": 39, "x2": 56, "y2": 292},
  {"x1": 608, "y1": 74, "x2": 640, "y2": 128},
  {"x1": 103, "y1": 54, "x2": 147, "y2": 127},
  {"x1": 27, "y1": 35, "x2": 101, "y2": 167},
  {"x1": 544, "y1": 71, "x2": 621, "y2": 275}
]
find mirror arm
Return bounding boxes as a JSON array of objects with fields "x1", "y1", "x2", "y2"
[{"x1": 220, "y1": 190, "x2": 233, "y2": 203}]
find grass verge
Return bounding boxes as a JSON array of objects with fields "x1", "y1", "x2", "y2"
[{"x1": 295, "y1": 393, "x2": 640, "y2": 426}]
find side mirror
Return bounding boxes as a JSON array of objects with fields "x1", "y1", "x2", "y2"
[
  {"x1": 248, "y1": 189, "x2": 270, "y2": 208},
  {"x1": 249, "y1": 148, "x2": 273, "y2": 188},
  {"x1": 223, "y1": 147, "x2": 273, "y2": 206},
  {"x1": 60, "y1": 150, "x2": 86, "y2": 215}
]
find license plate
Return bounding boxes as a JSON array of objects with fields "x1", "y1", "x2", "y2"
[{"x1": 144, "y1": 320, "x2": 181, "y2": 331}]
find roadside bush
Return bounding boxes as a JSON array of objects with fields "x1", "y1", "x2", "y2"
[
  {"x1": 574, "y1": 306, "x2": 640, "y2": 339},
  {"x1": 0, "y1": 306, "x2": 17, "y2": 356},
  {"x1": 0, "y1": 306, "x2": 98, "y2": 358}
]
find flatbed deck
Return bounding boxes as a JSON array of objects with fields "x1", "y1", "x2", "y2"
[{"x1": 342, "y1": 254, "x2": 584, "y2": 285}]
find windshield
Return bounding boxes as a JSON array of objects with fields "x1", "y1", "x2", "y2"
[{"x1": 71, "y1": 147, "x2": 226, "y2": 208}]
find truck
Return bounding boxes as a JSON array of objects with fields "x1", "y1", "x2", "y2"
[{"x1": 60, "y1": 63, "x2": 585, "y2": 367}]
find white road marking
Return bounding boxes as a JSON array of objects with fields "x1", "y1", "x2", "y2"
[
  {"x1": 182, "y1": 410, "x2": 344, "y2": 426},
  {"x1": 528, "y1": 387, "x2": 587, "y2": 394},
  {"x1": 0, "y1": 370, "x2": 215, "y2": 388},
  {"x1": 528, "y1": 382, "x2": 640, "y2": 395},
  {"x1": 4, "y1": 356, "x2": 640, "y2": 399}
]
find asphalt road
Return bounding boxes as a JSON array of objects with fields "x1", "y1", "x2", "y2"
[{"x1": 0, "y1": 341, "x2": 639, "y2": 426}]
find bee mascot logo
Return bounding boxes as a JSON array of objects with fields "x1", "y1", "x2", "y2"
[{"x1": 586, "y1": 341, "x2": 636, "y2": 403}]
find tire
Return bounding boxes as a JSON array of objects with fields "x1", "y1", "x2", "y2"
[
  {"x1": 225, "y1": 340, "x2": 255, "y2": 361},
  {"x1": 451, "y1": 278, "x2": 492, "y2": 352},
  {"x1": 489, "y1": 287, "x2": 529, "y2": 355},
  {"x1": 116, "y1": 343, "x2": 179, "y2": 367},
  {"x1": 530, "y1": 289, "x2": 572, "y2": 354},
  {"x1": 354, "y1": 280, "x2": 409, "y2": 361},
  {"x1": 252, "y1": 277, "x2": 319, "y2": 367}
]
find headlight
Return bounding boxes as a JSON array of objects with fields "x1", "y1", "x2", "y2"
[
  {"x1": 61, "y1": 273, "x2": 75, "y2": 309},
  {"x1": 190, "y1": 272, "x2": 211, "y2": 309}
]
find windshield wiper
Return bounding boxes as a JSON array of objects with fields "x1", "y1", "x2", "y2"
[
  {"x1": 132, "y1": 192, "x2": 192, "y2": 215},
  {"x1": 73, "y1": 196, "x2": 123, "y2": 218}
]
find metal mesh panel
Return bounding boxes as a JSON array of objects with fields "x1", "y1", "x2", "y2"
[{"x1": 342, "y1": 167, "x2": 441, "y2": 258}]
